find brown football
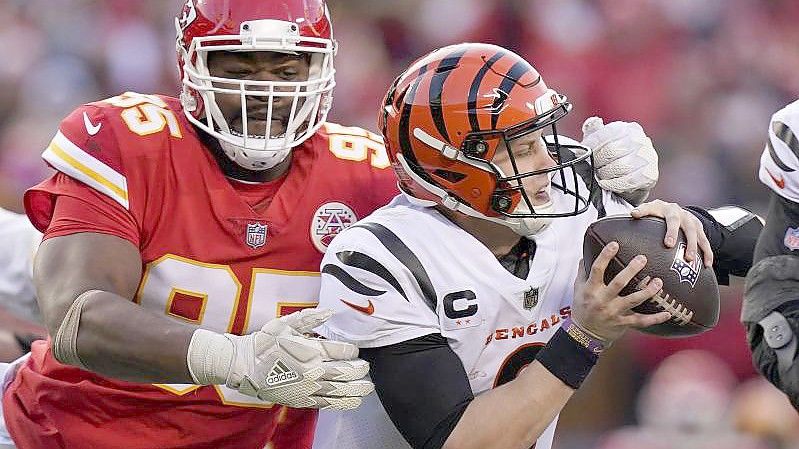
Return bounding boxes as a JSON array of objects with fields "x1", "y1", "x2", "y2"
[{"x1": 583, "y1": 215, "x2": 720, "y2": 337}]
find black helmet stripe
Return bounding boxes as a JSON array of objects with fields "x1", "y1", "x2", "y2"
[
  {"x1": 491, "y1": 60, "x2": 532, "y2": 130},
  {"x1": 429, "y1": 48, "x2": 468, "y2": 143},
  {"x1": 398, "y1": 64, "x2": 430, "y2": 167},
  {"x1": 467, "y1": 51, "x2": 506, "y2": 132}
]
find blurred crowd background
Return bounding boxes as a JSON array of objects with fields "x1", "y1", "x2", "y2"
[{"x1": 1, "y1": 0, "x2": 798, "y2": 448}]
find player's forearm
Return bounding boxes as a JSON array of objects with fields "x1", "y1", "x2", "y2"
[
  {"x1": 73, "y1": 290, "x2": 196, "y2": 383},
  {"x1": 443, "y1": 362, "x2": 572, "y2": 449}
]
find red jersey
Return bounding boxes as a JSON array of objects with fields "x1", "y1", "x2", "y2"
[{"x1": 3, "y1": 92, "x2": 398, "y2": 449}]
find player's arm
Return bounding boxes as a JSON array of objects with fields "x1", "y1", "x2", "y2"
[
  {"x1": 35, "y1": 221, "x2": 370, "y2": 409},
  {"x1": 34, "y1": 231, "x2": 197, "y2": 382},
  {"x1": 359, "y1": 335, "x2": 572, "y2": 449},
  {"x1": 743, "y1": 193, "x2": 799, "y2": 408},
  {"x1": 628, "y1": 200, "x2": 763, "y2": 284}
]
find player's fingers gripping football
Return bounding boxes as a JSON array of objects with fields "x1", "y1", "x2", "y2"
[
  {"x1": 631, "y1": 200, "x2": 714, "y2": 266},
  {"x1": 574, "y1": 242, "x2": 633, "y2": 342},
  {"x1": 619, "y1": 276, "x2": 671, "y2": 328},
  {"x1": 576, "y1": 243, "x2": 665, "y2": 342},
  {"x1": 586, "y1": 240, "x2": 619, "y2": 288}
]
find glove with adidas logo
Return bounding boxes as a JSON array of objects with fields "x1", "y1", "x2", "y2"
[{"x1": 186, "y1": 308, "x2": 373, "y2": 410}]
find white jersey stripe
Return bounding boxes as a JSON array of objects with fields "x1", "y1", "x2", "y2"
[{"x1": 43, "y1": 131, "x2": 129, "y2": 209}]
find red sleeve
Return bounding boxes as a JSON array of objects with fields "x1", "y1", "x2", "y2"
[
  {"x1": 370, "y1": 169, "x2": 400, "y2": 208},
  {"x1": 24, "y1": 173, "x2": 140, "y2": 247}
]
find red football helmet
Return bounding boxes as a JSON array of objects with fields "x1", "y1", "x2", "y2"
[
  {"x1": 380, "y1": 43, "x2": 596, "y2": 235},
  {"x1": 176, "y1": 0, "x2": 336, "y2": 170}
]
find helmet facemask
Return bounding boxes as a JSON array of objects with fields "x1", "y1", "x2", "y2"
[
  {"x1": 401, "y1": 91, "x2": 597, "y2": 237},
  {"x1": 178, "y1": 19, "x2": 336, "y2": 170}
]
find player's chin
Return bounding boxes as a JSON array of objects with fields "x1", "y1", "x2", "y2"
[{"x1": 231, "y1": 119, "x2": 287, "y2": 139}]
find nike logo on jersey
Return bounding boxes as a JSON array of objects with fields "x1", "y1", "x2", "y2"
[
  {"x1": 83, "y1": 112, "x2": 102, "y2": 135},
  {"x1": 340, "y1": 299, "x2": 374, "y2": 315},
  {"x1": 765, "y1": 167, "x2": 786, "y2": 189}
]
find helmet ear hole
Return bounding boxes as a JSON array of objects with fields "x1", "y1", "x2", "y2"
[
  {"x1": 433, "y1": 170, "x2": 466, "y2": 183},
  {"x1": 492, "y1": 194, "x2": 513, "y2": 212},
  {"x1": 463, "y1": 140, "x2": 489, "y2": 158}
]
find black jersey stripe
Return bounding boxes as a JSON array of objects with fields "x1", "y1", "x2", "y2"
[
  {"x1": 467, "y1": 51, "x2": 506, "y2": 132},
  {"x1": 772, "y1": 121, "x2": 799, "y2": 171},
  {"x1": 321, "y1": 264, "x2": 386, "y2": 297},
  {"x1": 767, "y1": 139, "x2": 795, "y2": 172},
  {"x1": 336, "y1": 251, "x2": 408, "y2": 301},
  {"x1": 353, "y1": 223, "x2": 438, "y2": 312},
  {"x1": 429, "y1": 48, "x2": 467, "y2": 143},
  {"x1": 491, "y1": 60, "x2": 530, "y2": 130}
]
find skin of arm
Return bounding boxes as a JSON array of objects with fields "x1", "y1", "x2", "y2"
[
  {"x1": 34, "y1": 232, "x2": 196, "y2": 383},
  {"x1": 442, "y1": 362, "x2": 572, "y2": 449}
]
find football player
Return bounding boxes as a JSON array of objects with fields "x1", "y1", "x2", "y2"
[
  {"x1": 0, "y1": 207, "x2": 44, "y2": 363},
  {"x1": 312, "y1": 43, "x2": 762, "y2": 449},
  {"x1": 0, "y1": 2, "x2": 396, "y2": 448},
  {"x1": 743, "y1": 98, "x2": 799, "y2": 409}
]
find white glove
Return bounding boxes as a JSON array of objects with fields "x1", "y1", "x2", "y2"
[
  {"x1": 580, "y1": 117, "x2": 659, "y2": 206},
  {"x1": 186, "y1": 308, "x2": 373, "y2": 410}
]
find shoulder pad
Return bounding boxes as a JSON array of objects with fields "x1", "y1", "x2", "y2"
[
  {"x1": 42, "y1": 93, "x2": 185, "y2": 210},
  {"x1": 760, "y1": 100, "x2": 799, "y2": 201}
]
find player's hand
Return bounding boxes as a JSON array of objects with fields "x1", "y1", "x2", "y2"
[
  {"x1": 631, "y1": 199, "x2": 714, "y2": 267},
  {"x1": 187, "y1": 308, "x2": 374, "y2": 410},
  {"x1": 572, "y1": 242, "x2": 671, "y2": 343},
  {"x1": 580, "y1": 117, "x2": 659, "y2": 206}
]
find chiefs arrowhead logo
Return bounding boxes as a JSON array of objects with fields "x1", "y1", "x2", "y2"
[{"x1": 177, "y1": 0, "x2": 197, "y2": 31}]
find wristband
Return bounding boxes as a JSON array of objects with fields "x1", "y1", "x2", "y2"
[
  {"x1": 536, "y1": 327, "x2": 599, "y2": 389},
  {"x1": 186, "y1": 329, "x2": 234, "y2": 385},
  {"x1": 562, "y1": 317, "x2": 609, "y2": 354}
]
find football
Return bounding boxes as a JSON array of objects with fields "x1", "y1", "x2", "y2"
[{"x1": 583, "y1": 215, "x2": 720, "y2": 337}]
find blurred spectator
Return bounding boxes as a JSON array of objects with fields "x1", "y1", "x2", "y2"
[
  {"x1": 593, "y1": 350, "x2": 766, "y2": 449},
  {"x1": 731, "y1": 378, "x2": 799, "y2": 449}
]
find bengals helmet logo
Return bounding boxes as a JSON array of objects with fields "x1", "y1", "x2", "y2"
[{"x1": 481, "y1": 88, "x2": 510, "y2": 114}]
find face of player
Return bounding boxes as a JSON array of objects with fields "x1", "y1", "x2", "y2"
[
  {"x1": 491, "y1": 130, "x2": 555, "y2": 208},
  {"x1": 206, "y1": 51, "x2": 311, "y2": 139}
]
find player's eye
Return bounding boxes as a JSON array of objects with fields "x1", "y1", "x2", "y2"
[
  {"x1": 277, "y1": 68, "x2": 299, "y2": 80},
  {"x1": 225, "y1": 68, "x2": 254, "y2": 78}
]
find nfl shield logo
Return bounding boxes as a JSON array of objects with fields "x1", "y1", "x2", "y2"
[
  {"x1": 246, "y1": 222, "x2": 267, "y2": 249},
  {"x1": 785, "y1": 227, "x2": 799, "y2": 251},
  {"x1": 669, "y1": 241, "x2": 702, "y2": 288},
  {"x1": 523, "y1": 287, "x2": 539, "y2": 310}
]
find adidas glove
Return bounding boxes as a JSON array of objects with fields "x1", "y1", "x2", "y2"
[
  {"x1": 580, "y1": 117, "x2": 659, "y2": 206},
  {"x1": 186, "y1": 308, "x2": 373, "y2": 410}
]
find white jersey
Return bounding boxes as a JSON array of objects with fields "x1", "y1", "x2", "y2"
[
  {"x1": 759, "y1": 99, "x2": 799, "y2": 202},
  {"x1": 314, "y1": 188, "x2": 632, "y2": 449},
  {"x1": 0, "y1": 208, "x2": 41, "y2": 323}
]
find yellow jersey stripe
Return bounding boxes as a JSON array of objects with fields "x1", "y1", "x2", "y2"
[{"x1": 47, "y1": 142, "x2": 129, "y2": 201}]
